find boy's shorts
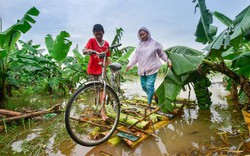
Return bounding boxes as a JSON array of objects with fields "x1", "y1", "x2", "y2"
[{"x1": 88, "y1": 74, "x2": 101, "y2": 81}]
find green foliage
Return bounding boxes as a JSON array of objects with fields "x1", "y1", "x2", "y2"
[
  {"x1": 110, "y1": 28, "x2": 123, "y2": 61},
  {"x1": 156, "y1": 46, "x2": 204, "y2": 112},
  {"x1": 0, "y1": 7, "x2": 39, "y2": 104},
  {"x1": 231, "y1": 6, "x2": 250, "y2": 42},
  {"x1": 232, "y1": 51, "x2": 250, "y2": 77},
  {"x1": 193, "y1": 0, "x2": 217, "y2": 44},
  {"x1": 45, "y1": 31, "x2": 72, "y2": 63},
  {"x1": 213, "y1": 11, "x2": 232, "y2": 27},
  {"x1": 196, "y1": 2, "x2": 250, "y2": 106},
  {"x1": 156, "y1": 69, "x2": 181, "y2": 112},
  {"x1": 206, "y1": 6, "x2": 250, "y2": 58},
  {"x1": 0, "y1": 7, "x2": 39, "y2": 52},
  {"x1": 62, "y1": 45, "x2": 89, "y2": 88}
]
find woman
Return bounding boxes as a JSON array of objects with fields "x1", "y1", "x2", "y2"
[{"x1": 126, "y1": 27, "x2": 172, "y2": 110}]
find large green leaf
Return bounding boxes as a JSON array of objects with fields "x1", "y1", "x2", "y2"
[
  {"x1": 18, "y1": 40, "x2": 37, "y2": 54},
  {"x1": 110, "y1": 28, "x2": 123, "y2": 61},
  {"x1": 231, "y1": 6, "x2": 250, "y2": 41},
  {"x1": 156, "y1": 46, "x2": 204, "y2": 112},
  {"x1": 117, "y1": 46, "x2": 135, "y2": 62},
  {"x1": 45, "y1": 34, "x2": 54, "y2": 55},
  {"x1": 233, "y1": 51, "x2": 250, "y2": 68},
  {"x1": 0, "y1": 49, "x2": 7, "y2": 59},
  {"x1": 156, "y1": 69, "x2": 181, "y2": 112},
  {"x1": 0, "y1": 7, "x2": 39, "y2": 49},
  {"x1": 166, "y1": 46, "x2": 203, "y2": 56},
  {"x1": 222, "y1": 47, "x2": 242, "y2": 60},
  {"x1": 49, "y1": 77, "x2": 62, "y2": 88},
  {"x1": 213, "y1": 11, "x2": 232, "y2": 27},
  {"x1": 193, "y1": 0, "x2": 217, "y2": 44},
  {"x1": 51, "y1": 31, "x2": 72, "y2": 63},
  {"x1": 204, "y1": 29, "x2": 228, "y2": 58},
  {"x1": 72, "y1": 45, "x2": 86, "y2": 65},
  {"x1": 170, "y1": 53, "x2": 204, "y2": 75},
  {"x1": 166, "y1": 46, "x2": 204, "y2": 75}
]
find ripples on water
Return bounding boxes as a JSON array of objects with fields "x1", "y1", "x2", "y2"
[{"x1": 7, "y1": 74, "x2": 248, "y2": 155}]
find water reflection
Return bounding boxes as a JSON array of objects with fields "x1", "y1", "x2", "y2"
[
  {"x1": 79, "y1": 74, "x2": 233, "y2": 155},
  {"x1": 5, "y1": 74, "x2": 248, "y2": 155},
  {"x1": 11, "y1": 128, "x2": 42, "y2": 153}
]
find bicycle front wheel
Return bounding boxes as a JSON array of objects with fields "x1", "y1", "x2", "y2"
[{"x1": 65, "y1": 82, "x2": 120, "y2": 146}]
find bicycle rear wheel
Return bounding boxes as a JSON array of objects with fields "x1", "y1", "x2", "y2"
[{"x1": 65, "y1": 82, "x2": 120, "y2": 146}]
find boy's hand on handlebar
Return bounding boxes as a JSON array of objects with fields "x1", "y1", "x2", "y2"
[
  {"x1": 82, "y1": 49, "x2": 90, "y2": 55},
  {"x1": 99, "y1": 53, "x2": 105, "y2": 59},
  {"x1": 83, "y1": 49, "x2": 95, "y2": 55}
]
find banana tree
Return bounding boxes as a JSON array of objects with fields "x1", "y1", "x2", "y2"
[
  {"x1": 156, "y1": 46, "x2": 205, "y2": 112},
  {"x1": 157, "y1": 1, "x2": 250, "y2": 112},
  {"x1": 7, "y1": 40, "x2": 45, "y2": 95},
  {"x1": 199, "y1": 4, "x2": 250, "y2": 105},
  {"x1": 0, "y1": 7, "x2": 39, "y2": 106},
  {"x1": 109, "y1": 28, "x2": 138, "y2": 76},
  {"x1": 44, "y1": 31, "x2": 72, "y2": 95},
  {"x1": 62, "y1": 45, "x2": 89, "y2": 90}
]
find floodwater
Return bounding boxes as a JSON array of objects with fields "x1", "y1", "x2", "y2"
[{"x1": 1, "y1": 74, "x2": 249, "y2": 155}]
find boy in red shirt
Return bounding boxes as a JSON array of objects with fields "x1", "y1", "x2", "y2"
[{"x1": 83, "y1": 24, "x2": 110, "y2": 121}]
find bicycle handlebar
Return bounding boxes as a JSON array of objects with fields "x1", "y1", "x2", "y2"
[
  {"x1": 109, "y1": 43, "x2": 122, "y2": 49},
  {"x1": 86, "y1": 43, "x2": 122, "y2": 56}
]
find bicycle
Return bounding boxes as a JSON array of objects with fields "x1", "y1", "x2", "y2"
[{"x1": 65, "y1": 43, "x2": 122, "y2": 146}]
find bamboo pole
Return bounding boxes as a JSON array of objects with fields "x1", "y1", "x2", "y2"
[
  {"x1": 71, "y1": 116, "x2": 142, "y2": 137},
  {"x1": 106, "y1": 111, "x2": 150, "y2": 130},
  {"x1": 128, "y1": 107, "x2": 160, "y2": 130},
  {"x1": 108, "y1": 118, "x2": 159, "y2": 138}
]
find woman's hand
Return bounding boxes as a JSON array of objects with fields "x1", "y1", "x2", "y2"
[
  {"x1": 167, "y1": 60, "x2": 172, "y2": 68},
  {"x1": 126, "y1": 67, "x2": 130, "y2": 72}
]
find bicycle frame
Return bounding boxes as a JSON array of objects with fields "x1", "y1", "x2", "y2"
[
  {"x1": 87, "y1": 43, "x2": 122, "y2": 110},
  {"x1": 65, "y1": 43, "x2": 122, "y2": 146}
]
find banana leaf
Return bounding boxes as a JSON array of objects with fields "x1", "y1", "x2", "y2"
[
  {"x1": 156, "y1": 46, "x2": 204, "y2": 112},
  {"x1": 0, "y1": 7, "x2": 39, "y2": 51},
  {"x1": 213, "y1": 11, "x2": 232, "y2": 27},
  {"x1": 232, "y1": 51, "x2": 250, "y2": 77},
  {"x1": 45, "y1": 31, "x2": 72, "y2": 63},
  {"x1": 205, "y1": 5, "x2": 250, "y2": 58},
  {"x1": 231, "y1": 6, "x2": 250, "y2": 42},
  {"x1": 193, "y1": 0, "x2": 217, "y2": 44}
]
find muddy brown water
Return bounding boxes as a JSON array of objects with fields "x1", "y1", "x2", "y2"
[{"x1": 2, "y1": 74, "x2": 249, "y2": 155}]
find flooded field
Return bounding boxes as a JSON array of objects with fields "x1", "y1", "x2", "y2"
[{"x1": 0, "y1": 74, "x2": 249, "y2": 155}]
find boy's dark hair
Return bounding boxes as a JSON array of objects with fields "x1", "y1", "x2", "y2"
[{"x1": 93, "y1": 24, "x2": 104, "y2": 33}]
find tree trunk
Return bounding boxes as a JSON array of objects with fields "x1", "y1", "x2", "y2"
[
  {"x1": 203, "y1": 59, "x2": 250, "y2": 105},
  {"x1": 0, "y1": 104, "x2": 60, "y2": 124},
  {"x1": 0, "y1": 79, "x2": 6, "y2": 108},
  {"x1": 0, "y1": 109, "x2": 22, "y2": 116},
  {"x1": 231, "y1": 81, "x2": 240, "y2": 107}
]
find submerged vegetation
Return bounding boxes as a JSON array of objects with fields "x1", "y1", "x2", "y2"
[{"x1": 0, "y1": 0, "x2": 250, "y2": 155}]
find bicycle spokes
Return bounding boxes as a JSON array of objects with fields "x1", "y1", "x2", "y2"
[{"x1": 65, "y1": 82, "x2": 120, "y2": 146}]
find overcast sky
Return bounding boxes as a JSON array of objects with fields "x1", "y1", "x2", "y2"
[{"x1": 0, "y1": 0, "x2": 249, "y2": 52}]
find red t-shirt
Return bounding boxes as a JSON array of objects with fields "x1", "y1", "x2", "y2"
[{"x1": 85, "y1": 38, "x2": 110, "y2": 75}]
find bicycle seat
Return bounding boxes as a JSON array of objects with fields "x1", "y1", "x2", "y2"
[{"x1": 109, "y1": 62, "x2": 122, "y2": 72}]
